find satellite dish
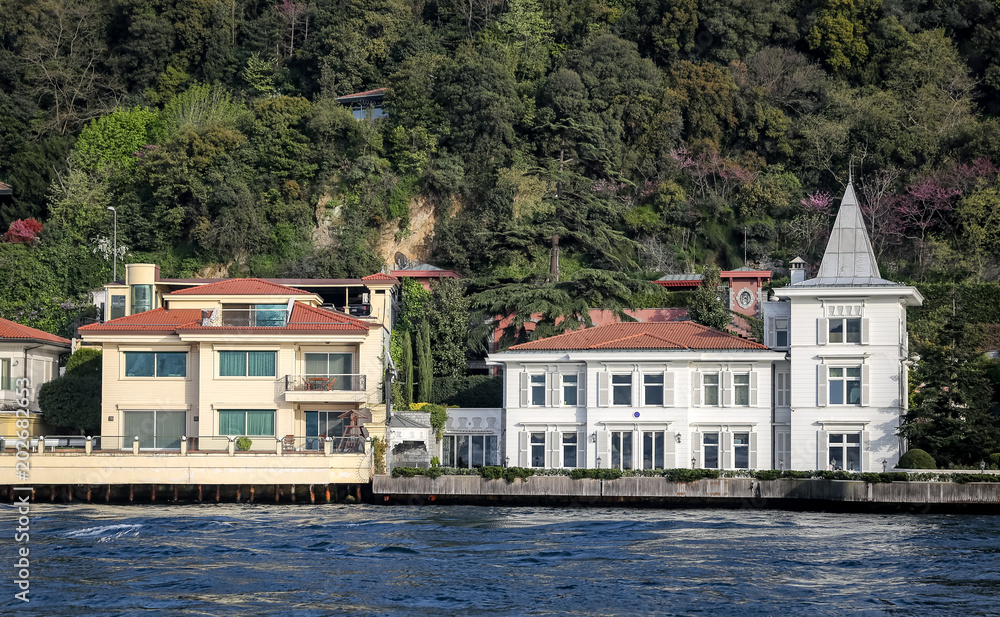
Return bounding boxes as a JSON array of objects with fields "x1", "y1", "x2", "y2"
[{"x1": 394, "y1": 252, "x2": 409, "y2": 270}]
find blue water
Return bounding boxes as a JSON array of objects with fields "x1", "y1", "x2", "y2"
[{"x1": 2, "y1": 504, "x2": 999, "y2": 616}]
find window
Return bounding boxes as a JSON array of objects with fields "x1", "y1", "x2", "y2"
[
  {"x1": 775, "y1": 318, "x2": 788, "y2": 347},
  {"x1": 829, "y1": 318, "x2": 861, "y2": 344},
  {"x1": 612, "y1": 374, "x2": 632, "y2": 406},
  {"x1": 734, "y1": 373, "x2": 750, "y2": 406},
  {"x1": 562, "y1": 374, "x2": 578, "y2": 406},
  {"x1": 775, "y1": 371, "x2": 790, "y2": 407},
  {"x1": 530, "y1": 374, "x2": 546, "y2": 406},
  {"x1": 122, "y1": 410, "x2": 185, "y2": 449},
  {"x1": 642, "y1": 431, "x2": 665, "y2": 470},
  {"x1": 703, "y1": 433, "x2": 720, "y2": 469},
  {"x1": 703, "y1": 374, "x2": 720, "y2": 406},
  {"x1": 0, "y1": 358, "x2": 10, "y2": 390},
  {"x1": 124, "y1": 351, "x2": 186, "y2": 377},
  {"x1": 131, "y1": 285, "x2": 153, "y2": 314},
  {"x1": 562, "y1": 433, "x2": 578, "y2": 468},
  {"x1": 306, "y1": 410, "x2": 353, "y2": 450},
  {"x1": 611, "y1": 431, "x2": 633, "y2": 470},
  {"x1": 530, "y1": 432, "x2": 545, "y2": 467},
  {"x1": 305, "y1": 353, "x2": 354, "y2": 390},
  {"x1": 829, "y1": 433, "x2": 861, "y2": 471},
  {"x1": 829, "y1": 367, "x2": 861, "y2": 405},
  {"x1": 110, "y1": 295, "x2": 126, "y2": 319},
  {"x1": 644, "y1": 374, "x2": 664, "y2": 406},
  {"x1": 222, "y1": 304, "x2": 288, "y2": 327},
  {"x1": 219, "y1": 351, "x2": 276, "y2": 377},
  {"x1": 443, "y1": 435, "x2": 499, "y2": 468},
  {"x1": 219, "y1": 410, "x2": 275, "y2": 436},
  {"x1": 734, "y1": 433, "x2": 750, "y2": 469}
]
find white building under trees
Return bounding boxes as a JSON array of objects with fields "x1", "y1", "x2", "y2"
[{"x1": 487, "y1": 181, "x2": 923, "y2": 471}]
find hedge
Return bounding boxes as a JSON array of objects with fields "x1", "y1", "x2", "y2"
[{"x1": 430, "y1": 376, "x2": 502, "y2": 407}]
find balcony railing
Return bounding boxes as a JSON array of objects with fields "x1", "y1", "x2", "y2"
[
  {"x1": 0, "y1": 435, "x2": 366, "y2": 455},
  {"x1": 283, "y1": 374, "x2": 366, "y2": 392},
  {"x1": 201, "y1": 307, "x2": 289, "y2": 328}
]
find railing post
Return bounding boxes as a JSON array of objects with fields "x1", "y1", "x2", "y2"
[
  {"x1": 36, "y1": 435, "x2": 44, "y2": 453},
  {"x1": 228, "y1": 437, "x2": 235, "y2": 456},
  {"x1": 324, "y1": 437, "x2": 333, "y2": 456},
  {"x1": 181, "y1": 436, "x2": 188, "y2": 455},
  {"x1": 275, "y1": 438, "x2": 283, "y2": 456},
  {"x1": 85, "y1": 436, "x2": 93, "y2": 455},
  {"x1": 132, "y1": 436, "x2": 140, "y2": 455}
]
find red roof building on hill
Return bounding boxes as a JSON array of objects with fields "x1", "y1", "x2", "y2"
[
  {"x1": 0, "y1": 317, "x2": 70, "y2": 421},
  {"x1": 0, "y1": 317, "x2": 71, "y2": 345},
  {"x1": 167, "y1": 278, "x2": 314, "y2": 296}
]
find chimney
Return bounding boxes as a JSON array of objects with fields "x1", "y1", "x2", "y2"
[{"x1": 790, "y1": 257, "x2": 806, "y2": 285}]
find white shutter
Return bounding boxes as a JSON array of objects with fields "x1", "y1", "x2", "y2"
[
  {"x1": 722, "y1": 432, "x2": 733, "y2": 469},
  {"x1": 817, "y1": 430, "x2": 828, "y2": 470},
  {"x1": 767, "y1": 318, "x2": 776, "y2": 348},
  {"x1": 749, "y1": 371, "x2": 759, "y2": 407},
  {"x1": 861, "y1": 364, "x2": 871, "y2": 407},
  {"x1": 598, "y1": 372, "x2": 609, "y2": 407},
  {"x1": 861, "y1": 318, "x2": 871, "y2": 345},
  {"x1": 547, "y1": 374, "x2": 558, "y2": 407},
  {"x1": 548, "y1": 431, "x2": 560, "y2": 468},
  {"x1": 723, "y1": 371, "x2": 733, "y2": 407},
  {"x1": 862, "y1": 430, "x2": 871, "y2": 472},
  {"x1": 663, "y1": 372, "x2": 675, "y2": 407},
  {"x1": 596, "y1": 430, "x2": 609, "y2": 468},
  {"x1": 749, "y1": 432, "x2": 758, "y2": 469},
  {"x1": 519, "y1": 372, "x2": 529, "y2": 407},
  {"x1": 664, "y1": 431, "x2": 676, "y2": 468},
  {"x1": 577, "y1": 432, "x2": 586, "y2": 468},
  {"x1": 817, "y1": 365, "x2": 828, "y2": 406},
  {"x1": 692, "y1": 372, "x2": 703, "y2": 407},
  {"x1": 518, "y1": 431, "x2": 528, "y2": 467},
  {"x1": 576, "y1": 372, "x2": 585, "y2": 408},
  {"x1": 691, "y1": 431, "x2": 702, "y2": 468},
  {"x1": 818, "y1": 318, "x2": 828, "y2": 345}
]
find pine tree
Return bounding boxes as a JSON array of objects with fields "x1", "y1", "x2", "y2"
[
  {"x1": 402, "y1": 329, "x2": 414, "y2": 407},
  {"x1": 899, "y1": 315, "x2": 999, "y2": 467},
  {"x1": 688, "y1": 265, "x2": 731, "y2": 331}
]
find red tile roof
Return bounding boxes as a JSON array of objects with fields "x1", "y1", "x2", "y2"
[
  {"x1": 336, "y1": 88, "x2": 387, "y2": 101},
  {"x1": 507, "y1": 322, "x2": 769, "y2": 351},
  {"x1": 0, "y1": 181, "x2": 12, "y2": 194},
  {"x1": 167, "y1": 278, "x2": 314, "y2": 296},
  {"x1": 79, "y1": 304, "x2": 370, "y2": 334},
  {"x1": 0, "y1": 317, "x2": 70, "y2": 345},
  {"x1": 79, "y1": 308, "x2": 203, "y2": 332},
  {"x1": 361, "y1": 273, "x2": 399, "y2": 282}
]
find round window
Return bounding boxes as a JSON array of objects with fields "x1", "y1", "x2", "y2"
[{"x1": 737, "y1": 289, "x2": 754, "y2": 309}]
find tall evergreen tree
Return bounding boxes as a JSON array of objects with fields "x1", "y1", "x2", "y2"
[
  {"x1": 418, "y1": 320, "x2": 433, "y2": 402},
  {"x1": 688, "y1": 265, "x2": 731, "y2": 331},
  {"x1": 899, "y1": 315, "x2": 999, "y2": 467},
  {"x1": 402, "y1": 329, "x2": 414, "y2": 407}
]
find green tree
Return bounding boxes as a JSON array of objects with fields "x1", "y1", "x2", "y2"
[
  {"x1": 688, "y1": 265, "x2": 731, "y2": 330},
  {"x1": 900, "y1": 315, "x2": 999, "y2": 467},
  {"x1": 428, "y1": 278, "x2": 471, "y2": 378},
  {"x1": 38, "y1": 348, "x2": 101, "y2": 434},
  {"x1": 72, "y1": 107, "x2": 164, "y2": 173},
  {"x1": 805, "y1": 0, "x2": 881, "y2": 71},
  {"x1": 417, "y1": 319, "x2": 433, "y2": 402},
  {"x1": 402, "y1": 329, "x2": 414, "y2": 407}
]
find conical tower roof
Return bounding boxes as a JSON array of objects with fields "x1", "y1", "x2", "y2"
[{"x1": 792, "y1": 180, "x2": 898, "y2": 286}]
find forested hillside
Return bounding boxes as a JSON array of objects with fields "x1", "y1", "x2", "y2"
[{"x1": 3, "y1": 0, "x2": 1000, "y2": 336}]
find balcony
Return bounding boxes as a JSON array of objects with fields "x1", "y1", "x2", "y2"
[
  {"x1": 202, "y1": 306, "x2": 289, "y2": 328},
  {"x1": 280, "y1": 374, "x2": 367, "y2": 403}
]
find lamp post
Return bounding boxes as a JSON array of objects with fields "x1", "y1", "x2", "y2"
[{"x1": 107, "y1": 206, "x2": 117, "y2": 281}]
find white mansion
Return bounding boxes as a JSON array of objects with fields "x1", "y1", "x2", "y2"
[{"x1": 487, "y1": 181, "x2": 923, "y2": 471}]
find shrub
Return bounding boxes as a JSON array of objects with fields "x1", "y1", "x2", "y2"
[
  {"x1": 235, "y1": 436, "x2": 252, "y2": 451},
  {"x1": 754, "y1": 470, "x2": 779, "y2": 481},
  {"x1": 897, "y1": 448, "x2": 937, "y2": 469},
  {"x1": 663, "y1": 469, "x2": 720, "y2": 482},
  {"x1": 989, "y1": 453, "x2": 1000, "y2": 469},
  {"x1": 569, "y1": 468, "x2": 622, "y2": 480}
]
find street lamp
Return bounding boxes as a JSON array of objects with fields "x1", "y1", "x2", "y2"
[{"x1": 107, "y1": 206, "x2": 117, "y2": 281}]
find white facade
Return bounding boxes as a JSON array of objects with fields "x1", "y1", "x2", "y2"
[
  {"x1": 489, "y1": 327, "x2": 783, "y2": 471},
  {"x1": 490, "y1": 181, "x2": 922, "y2": 472}
]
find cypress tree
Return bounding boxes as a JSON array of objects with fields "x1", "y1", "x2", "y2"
[
  {"x1": 419, "y1": 320, "x2": 433, "y2": 402},
  {"x1": 402, "y1": 329, "x2": 414, "y2": 407}
]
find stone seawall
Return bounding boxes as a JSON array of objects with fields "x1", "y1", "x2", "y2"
[{"x1": 372, "y1": 476, "x2": 1000, "y2": 512}]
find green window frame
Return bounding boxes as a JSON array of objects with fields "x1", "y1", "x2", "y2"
[
  {"x1": 219, "y1": 351, "x2": 276, "y2": 377},
  {"x1": 124, "y1": 351, "x2": 186, "y2": 377},
  {"x1": 219, "y1": 410, "x2": 275, "y2": 436}
]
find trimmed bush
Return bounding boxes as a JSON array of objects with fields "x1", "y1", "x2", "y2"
[{"x1": 897, "y1": 448, "x2": 937, "y2": 469}]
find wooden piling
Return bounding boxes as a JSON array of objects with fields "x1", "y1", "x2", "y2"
[
  {"x1": 249, "y1": 486, "x2": 255, "y2": 503},
  {"x1": 309, "y1": 484, "x2": 315, "y2": 503},
  {"x1": 129, "y1": 484, "x2": 134, "y2": 502},
  {"x1": 150, "y1": 484, "x2": 156, "y2": 502},
  {"x1": 197, "y1": 485, "x2": 203, "y2": 503},
  {"x1": 215, "y1": 485, "x2": 221, "y2": 502}
]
